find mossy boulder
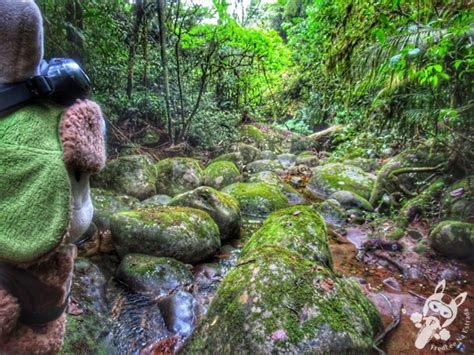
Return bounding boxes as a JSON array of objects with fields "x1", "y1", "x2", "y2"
[
  {"x1": 92, "y1": 154, "x2": 157, "y2": 200},
  {"x1": 305, "y1": 163, "x2": 375, "y2": 200},
  {"x1": 183, "y1": 246, "x2": 382, "y2": 354},
  {"x1": 261, "y1": 150, "x2": 276, "y2": 160},
  {"x1": 110, "y1": 207, "x2": 220, "y2": 263},
  {"x1": 139, "y1": 194, "x2": 172, "y2": 208},
  {"x1": 91, "y1": 188, "x2": 139, "y2": 229},
  {"x1": 398, "y1": 178, "x2": 446, "y2": 226},
  {"x1": 168, "y1": 186, "x2": 241, "y2": 241},
  {"x1": 222, "y1": 182, "x2": 289, "y2": 217},
  {"x1": 343, "y1": 157, "x2": 380, "y2": 172},
  {"x1": 116, "y1": 254, "x2": 193, "y2": 297},
  {"x1": 296, "y1": 152, "x2": 319, "y2": 167},
  {"x1": 136, "y1": 126, "x2": 161, "y2": 146},
  {"x1": 231, "y1": 143, "x2": 262, "y2": 164},
  {"x1": 209, "y1": 152, "x2": 244, "y2": 171},
  {"x1": 248, "y1": 171, "x2": 306, "y2": 205},
  {"x1": 239, "y1": 124, "x2": 264, "y2": 147},
  {"x1": 370, "y1": 145, "x2": 448, "y2": 207},
  {"x1": 242, "y1": 206, "x2": 331, "y2": 268},
  {"x1": 155, "y1": 158, "x2": 203, "y2": 196},
  {"x1": 313, "y1": 199, "x2": 347, "y2": 228},
  {"x1": 62, "y1": 258, "x2": 111, "y2": 354},
  {"x1": 276, "y1": 153, "x2": 296, "y2": 167},
  {"x1": 442, "y1": 177, "x2": 474, "y2": 223},
  {"x1": 203, "y1": 161, "x2": 241, "y2": 190},
  {"x1": 290, "y1": 125, "x2": 344, "y2": 154},
  {"x1": 245, "y1": 159, "x2": 283, "y2": 174},
  {"x1": 430, "y1": 221, "x2": 474, "y2": 259},
  {"x1": 329, "y1": 190, "x2": 373, "y2": 211}
]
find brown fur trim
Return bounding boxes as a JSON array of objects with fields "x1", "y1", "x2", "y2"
[
  {"x1": 0, "y1": 290, "x2": 20, "y2": 338},
  {"x1": 0, "y1": 1, "x2": 43, "y2": 83},
  {"x1": 59, "y1": 99, "x2": 106, "y2": 174}
]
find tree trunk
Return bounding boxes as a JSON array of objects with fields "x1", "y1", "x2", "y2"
[
  {"x1": 156, "y1": 0, "x2": 173, "y2": 143},
  {"x1": 126, "y1": 0, "x2": 144, "y2": 98}
]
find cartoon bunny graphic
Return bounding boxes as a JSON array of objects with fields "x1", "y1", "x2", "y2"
[{"x1": 410, "y1": 280, "x2": 467, "y2": 349}]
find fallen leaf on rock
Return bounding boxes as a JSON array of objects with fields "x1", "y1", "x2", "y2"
[
  {"x1": 68, "y1": 297, "x2": 83, "y2": 316},
  {"x1": 271, "y1": 329, "x2": 288, "y2": 341},
  {"x1": 450, "y1": 187, "x2": 464, "y2": 197},
  {"x1": 292, "y1": 210, "x2": 302, "y2": 216}
]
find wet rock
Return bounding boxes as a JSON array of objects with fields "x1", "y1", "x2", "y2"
[
  {"x1": 155, "y1": 158, "x2": 203, "y2": 196},
  {"x1": 245, "y1": 159, "x2": 283, "y2": 174},
  {"x1": 209, "y1": 152, "x2": 245, "y2": 171},
  {"x1": 242, "y1": 206, "x2": 331, "y2": 267},
  {"x1": 370, "y1": 144, "x2": 448, "y2": 208},
  {"x1": 231, "y1": 143, "x2": 262, "y2": 164},
  {"x1": 406, "y1": 228, "x2": 423, "y2": 241},
  {"x1": 111, "y1": 207, "x2": 221, "y2": 263},
  {"x1": 139, "y1": 194, "x2": 172, "y2": 208},
  {"x1": 442, "y1": 176, "x2": 474, "y2": 223},
  {"x1": 440, "y1": 268, "x2": 459, "y2": 282},
  {"x1": 261, "y1": 150, "x2": 276, "y2": 160},
  {"x1": 183, "y1": 247, "x2": 382, "y2": 354},
  {"x1": 193, "y1": 263, "x2": 221, "y2": 291},
  {"x1": 313, "y1": 199, "x2": 347, "y2": 228},
  {"x1": 62, "y1": 258, "x2": 111, "y2": 354},
  {"x1": 136, "y1": 126, "x2": 161, "y2": 146},
  {"x1": 430, "y1": 220, "x2": 474, "y2": 259},
  {"x1": 239, "y1": 125, "x2": 265, "y2": 148},
  {"x1": 248, "y1": 171, "x2": 306, "y2": 206},
  {"x1": 343, "y1": 157, "x2": 379, "y2": 172},
  {"x1": 168, "y1": 186, "x2": 241, "y2": 241},
  {"x1": 116, "y1": 254, "x2": 193, "y2": 297},
  {"x1": 305, "y1": 163, "x2": 375, "y2": 200},
  {"x1": 91, "y1": 188, "x2": 139, "y2": 230},
  {"x1": 92, "y1": 154, "x2": 157, "y2": 200},
  {"x1": 276, "y1": 153, "x2": 296, "y2": 168},
  {"x1": 329, "y1": 190, "x2": 373, "y2": 211},
  {"x1": 158, "y1": 291, "x2": 199, "y2": 337},
  {"x1": 290, "y1": 125, "x2": 344, "y2": 153},
  {"x1": 222, "y1": 182, "x2": 289, "y2": 217},
  {"x1": 203, "y1": 161, "x2": 241, "y2": 190},
  {"x1": 295, "y1": 151, "x2": 319, "y2": 167},
  {"x1": 382, "y1": 277, "x2": 401, "y2": 292}
]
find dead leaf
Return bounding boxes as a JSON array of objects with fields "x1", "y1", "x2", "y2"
[
  {"x1": 68, "y1": 298, "x2": 83, "y2": 316},
  {"x1": 271, "y1": 329, "x2": 288, "y2": 341}
]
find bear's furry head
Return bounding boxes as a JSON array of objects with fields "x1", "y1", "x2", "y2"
[{"x1": 0, "y1": 0, "x2": 43, "y2": 84}]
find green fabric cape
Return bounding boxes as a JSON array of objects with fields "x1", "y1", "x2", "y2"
[{"x1": 0, "y1": 103, "x2": 70, "y2": 263}]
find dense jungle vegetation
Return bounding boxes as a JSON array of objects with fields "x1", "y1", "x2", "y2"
[
  {"x1": 25, "y1": 1, "x2": 474, "y2": 353},
  {"x1": 37, "y1": 0, "x2": 472, "y2": 169}
]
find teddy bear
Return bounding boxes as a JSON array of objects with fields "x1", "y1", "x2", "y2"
[{"x1": 0, "y1": 0, "x2": 106, "y2": 353}]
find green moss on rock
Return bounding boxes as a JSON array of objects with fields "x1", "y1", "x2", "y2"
[
  {"x1": 116, "y1": 254, "x2": 193, "y2": 297},
  {"x1": 110, "y1": 206, "x2": 220, "y2": 263},
  {"x1": 183, "y1": 246, "x2": 382, "y2": 354},
  {"x1": 222, "y1": 182, "x2": 289, "y2": 217},
  {"x1": 91, "y1": 154, "x2": 157, "y2": 200},
  {"x1": 430, "y1": 220, "x2": 474, "y2": 258},
  {"x1": 91, "y1": 188, "x2": 139, "y2": 229},
  {"x1": 203, "y1": 161, "x2": 241, "y2": 190},
  {"x1": 442, "y1": 176, "x2": 474, "y2": 223},
  {"x1": 168, "y1": 186, "x2": 241, "y2": 241},
  {"x1": 242, "y1": 206, "x2": 331, "y2": 268},
  {"x1": 155, "y1": 157, "x2": 203, "y2": 196},
  {"x1": 305, "y1": 163, "x2": 374, "y2": 200}
]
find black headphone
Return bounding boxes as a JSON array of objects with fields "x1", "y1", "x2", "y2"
[{"x1": 0, "y1": 58, "x2": 91, "y2": 117}]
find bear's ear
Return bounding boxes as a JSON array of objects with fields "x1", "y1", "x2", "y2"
[{"x1": 59, "y1": 99, "x2": 106, "y2": 174}]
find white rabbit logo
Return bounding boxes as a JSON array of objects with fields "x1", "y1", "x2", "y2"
[{"x1": 410, "y1": 280, "x2": 467, "y2": 349}]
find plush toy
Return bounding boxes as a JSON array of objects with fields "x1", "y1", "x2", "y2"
[{"x1": 0, "y1": 0, "x2": 106, "y2": 353}]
